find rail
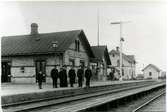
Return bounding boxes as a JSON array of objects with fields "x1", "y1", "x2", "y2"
[{"x1": 132, "y1": 90, "x2": 165, "y2": 112}]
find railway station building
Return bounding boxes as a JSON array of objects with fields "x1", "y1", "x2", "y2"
[
  {"x1": 1, "y1": 23, "x2": 95, "y2": 83},
  {"x1": 90, "y1": 46, "x2": 111, "y2": 81},
  {"x1": 109, "y1": 47, "x2": 136, "y2": 80}
]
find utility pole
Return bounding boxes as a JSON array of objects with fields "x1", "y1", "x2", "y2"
[
  {"x1": 97, "y1": 8, "x2": 100, "y2": 46},
  {"x1": 110, "y1": 21, "x2": 130, "y2": 81}
]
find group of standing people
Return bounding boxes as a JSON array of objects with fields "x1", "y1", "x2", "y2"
[
  {"x1": 51, "y1": 66, "x2": 92, "y2": 88},
  {"x1": 36, "y1": 65, "x2": 92, "y2": 89}
]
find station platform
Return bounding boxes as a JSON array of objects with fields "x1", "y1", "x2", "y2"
[
  {"x1": 1, "y1": 80, "x2": 160, "y2": 107},
  {"x1": 1, "y1": 80, "x2": 165, "y2": 112},
  {"x1": 1, "y1": 80, "x2": 153, "y2": 96}
]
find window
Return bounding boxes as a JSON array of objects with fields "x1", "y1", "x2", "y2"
[
  {"x1": 20, "y1": 67, "x2": 25, "y2": 73},
  {"x1": 75, "y1": 40, "x2": 77, "y2": 51},
  {"x1": 117, "y1": 60, "x2": 120, "y2": 66},
  {"x1": 122, "y1": 69, "x2": 124, "y2": 76},
  {"x1": 75, "y1": 40, "x2": 80, "y2": 52},
  {"x1": 78, "y1": 41, "x2": 80, "y2": 52},
  {"x1": 112, "y1": 54, "x2": 115, "y2": 57},
  {"x1": 149, "y1": 72, "x2": 152, "y2": 76},
  {"x1": 52, "y1": 41, "x2": 58, "y2": 48}
]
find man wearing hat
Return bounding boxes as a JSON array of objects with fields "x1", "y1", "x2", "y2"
[
  {"x1": 59, "y1": 65, "x2": 68, "y2": 87},
  {"x1": 59, "y1": 67, "x2": 64, "y2": 87},
  {"x1": 85, "y1": 66, "x2": 92, "y2": 88},
  {"x1": 50, "y1": 66, "x2": 59, "y2": 88},
  {"x1": 77, "y1": 65, "x2": 84, "y2": 87},
  {"x1": 37, "y1": 71, "x2": 44, "y2": 89},
  {"x1": 68, "y1": 66, "x2": 76, "y2": 87}
]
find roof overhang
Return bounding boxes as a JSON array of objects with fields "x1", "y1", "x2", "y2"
[{"x1": 2, "y1": 51, "x2": 64, "y2": 57}]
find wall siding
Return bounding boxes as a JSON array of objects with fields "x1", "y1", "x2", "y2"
[
  {"x1": 64, "y1": 37, "x2": 89, "y2": 67},
  {"x1": 143, "y1": 66, "x2": 159, "y2": 79},
  {"x1": 4, "y1": 55, "x2": 62, "y2": 83},
  {"x1": 109, "y1": 53, "x2": 136, "y2": 80}
]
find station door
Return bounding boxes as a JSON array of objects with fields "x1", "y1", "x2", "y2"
[
  {"x1": 35, "y1": 60, "x2": 46, "y2": 82},
  {"x1": 1, "y1": 62, "x2": 11, "y2": 83}
]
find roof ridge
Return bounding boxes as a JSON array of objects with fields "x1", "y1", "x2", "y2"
[
  {"x1": 91, "y1": 45, "x2": 107, "y2": 47},
  {"x1": 142, "y1": 64, "x2": 161, "y2": 72},
  {"x1": 39, "y1": 29, "x2": 82, "y2": 35},
  {"x1": 109, "y1": 49, "x2": 135, "y2": 62},
  {"x1": 2, "y1": 29, "x2": 82, "y2": 38}
]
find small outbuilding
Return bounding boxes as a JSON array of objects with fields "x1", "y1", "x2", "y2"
[{"x1": 142, "y1": 64, "x2": 161, "y2": 79}]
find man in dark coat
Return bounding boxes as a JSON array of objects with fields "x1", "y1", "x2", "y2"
[
  {"x1": 68, "y1": 66, "x2": 76, "y2": 87},
  {"x1": 77, "y1": 66, "x2": 84, "y2": 87},
  {"x1": 59, "y1": 67, "x2": 64, "y2": 87},
  {"x1": 85, "y1": 66, "x2": 92, "y2": 88},
  {"x1": 63, "y1": 66, "x2": 68, "y2": 87},
  {"x1": 59, "y1": 66, "x2": 68, "y2": 87},
  {"x1": 37, "y1": 71, "x2": 43, "y2": 89},
  {"x1": 50, "y1": 66, "x2": 59, "y2": 88}
]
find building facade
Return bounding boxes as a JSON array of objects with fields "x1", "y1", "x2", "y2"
[
  {"x1": 142, "y1": 64, "x2": 161, "y2": 79},
  {"x1": 1, "y1": 23, "x2": 94, "y2": 83},
  {"x1": 109, "y1": 47, "x2": 136, "y2": 80},
  {"x1": 90, "y1": 46, "x2": 111, "y2": 81}
]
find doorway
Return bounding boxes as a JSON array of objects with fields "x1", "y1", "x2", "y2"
[
  {"x1": 35, "y1": 60, "x2": 46, "y2": 82},
  {"x1": 69, "y1": 59, "x2": 75, "y2": 67},
  {"x1": 1, "y1": 62, "x2": 11, "y2": 83},
  {"x1": 80, "y1": 60, "x2": 85, "y2": 67}
]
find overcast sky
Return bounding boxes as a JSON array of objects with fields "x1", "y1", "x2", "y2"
[{"x1": 0, "y1": 1, "x2": 167, "y2": 74}]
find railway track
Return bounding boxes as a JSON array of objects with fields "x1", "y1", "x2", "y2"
[
  {"x1": 2, "y1": 81, "x2": 165, "y2": 112},
  {"x1": 132, "y1": 90, "x2": 165, "y2": 112}
]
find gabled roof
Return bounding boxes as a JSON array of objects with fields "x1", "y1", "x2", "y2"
[
  {"x1": 91, "y1": 45, "x2": 111, "y2": 65},
  {"x1": 1, "y1": 30, "x2": 94, "y2": 58},
  {"x1": 142, "y1": 64, "x2": 161, "y2": 72},
  {"x1": 127, "y1": 55, "x2": 136, "y2": 63},
  {"x1": 109, "y1": 50, "x2": 135, "y2": 63}
]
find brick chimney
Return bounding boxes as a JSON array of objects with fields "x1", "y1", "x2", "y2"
[
  {"x1": 116, "y1": 46, "x2": 119, "y2": 51},
  {"x1": 31, "y1": 23, "x2": 38, "y2": 35}
]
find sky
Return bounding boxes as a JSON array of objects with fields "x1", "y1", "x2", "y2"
[{"x1": 0, "y1": 1, "x2": 167, "y2": 74}]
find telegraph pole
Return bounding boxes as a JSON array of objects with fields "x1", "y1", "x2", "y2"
[
  {"x1": 110, "y1": 21, "x2": 130, "y2": 81},
  {"x1": 97, "y1": 8, "x2": 100, "y2": 46}
]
